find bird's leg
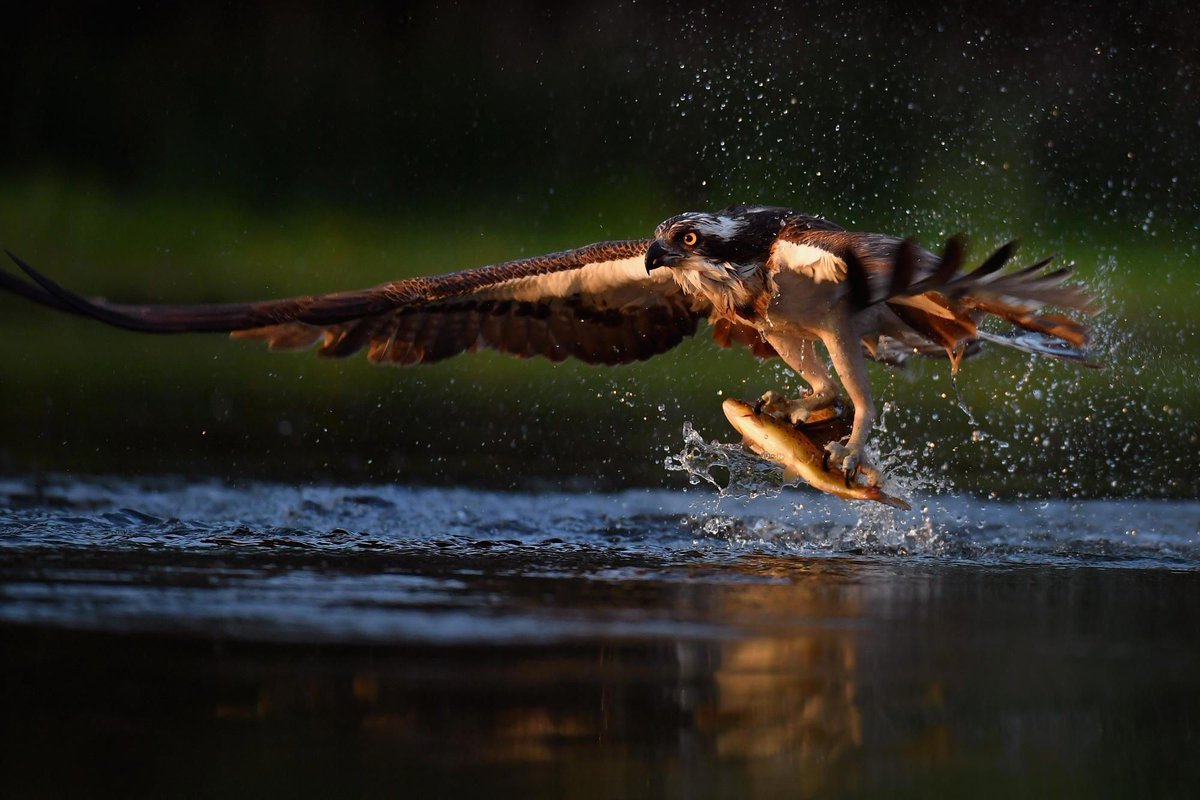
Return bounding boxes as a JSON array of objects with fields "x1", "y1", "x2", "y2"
[
  {"x1": 762, "y1": 336, "x2": 840, "y2": 424},
  {"x1": 819, "y1": 323, "x2": 880, "y2": 486}
]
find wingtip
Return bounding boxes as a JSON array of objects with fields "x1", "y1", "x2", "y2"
[
  {"x1": 843, "y1": 246, "x2": 872, "y2": 309},
  {"x1": 944, "y1": 232, "x2": 969, "y2": 261},
  {"x1": 932, "y1": 234, "x2": 968, "y2": 283},
  {"x1": 887, "y1": 238, "x2": 919, "y2": 297},
  {"x1": 5, "y1": 249, "x2": 39, "y2": 277}
]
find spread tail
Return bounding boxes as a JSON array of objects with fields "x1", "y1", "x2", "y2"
[{"x1": 850, "y1": 238, "x2": 1100, "y2": 370}]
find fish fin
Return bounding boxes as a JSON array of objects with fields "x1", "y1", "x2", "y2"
[{"x1": 782, "y1": 467, "x2": 802, "y2": 484}]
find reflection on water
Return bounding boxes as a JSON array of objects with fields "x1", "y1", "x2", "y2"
[
  {"x1": 696, "y1": 558, "x2": 865, "y2": 769},
  {"x1": 2, "y1": 476, "x2": 1199, "y2": 797}
]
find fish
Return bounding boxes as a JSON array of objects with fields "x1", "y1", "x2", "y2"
[{"x1": 721, "y1": 398, "x2": 911, "y2": 510}]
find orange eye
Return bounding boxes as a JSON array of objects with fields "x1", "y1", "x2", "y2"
[{"x1": 682, "y1": 231, "x2": 699, "y2": 247}]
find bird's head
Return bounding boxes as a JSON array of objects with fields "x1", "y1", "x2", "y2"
[{"x1": 645, "y1": 205, "x2": 792, "y2": 276}]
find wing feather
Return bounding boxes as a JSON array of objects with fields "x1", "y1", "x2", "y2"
[
  {"x1": 776, "y1": 225, "x2": 1095, "y2": 366},
  {"x1": 1, "y1": 240, "x2": 717, "y2": 366}
]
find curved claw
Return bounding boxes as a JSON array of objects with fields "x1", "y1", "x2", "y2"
[
  {"x1": 756, "y1": 390, "x2": 788, "y2": 419},
  {"x1": 824, "y1": 440, "x2": 882, "y2": 488},
  {"x1": 754, "y1": 389, "x2": 845, "y2": 428},
  {"x1": 785, "y1": 401, "x2": 818, "y2": 426},
  {"x1": 856, "y1": 461, "x2": 883, "y2": 488},
  {"x1": 824, "y1": 440, "x2": 850, "y2": 470},
  {"x1": 841, "y1": 451, "x2": 861, "y2": 488}
]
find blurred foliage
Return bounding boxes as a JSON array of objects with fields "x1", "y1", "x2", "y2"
[{"x1": 0, "y1": 1, "x2": 1197, "y2": 496}]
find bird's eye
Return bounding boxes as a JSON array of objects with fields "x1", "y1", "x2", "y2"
[{"x1": 682, "y1": 231, "x2": 699, "y2": 247}]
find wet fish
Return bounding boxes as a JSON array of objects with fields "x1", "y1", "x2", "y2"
[{"x1": 721, "y1": 398, "x2": 911, "y2": 510}]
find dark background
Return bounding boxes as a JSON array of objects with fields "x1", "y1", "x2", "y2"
[
  {"x1": 5, "y1": 2, "x2": 1198, "y2": 224},
  {"x1": 1, "y1": 0, "x2": 1197, "y2": 495}
]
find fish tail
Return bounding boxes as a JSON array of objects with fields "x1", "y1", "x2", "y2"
[{"x1": 866, "y1": 487, "x2": 912, "y2": 511}]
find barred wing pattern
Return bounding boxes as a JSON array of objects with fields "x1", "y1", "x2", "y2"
[
  {"x1": 775, "y1": 225, "x2": 1096, "y2": 369},
  {"x1": 1, "y1": 241, "x2": 715, "y2": 366}
]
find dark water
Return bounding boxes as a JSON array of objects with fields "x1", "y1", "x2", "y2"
[{"x1": 2, "y1": 475, "x2": 1199, "y2": 798}]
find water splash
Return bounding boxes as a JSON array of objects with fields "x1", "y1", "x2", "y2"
[
  {"x1": 662, "y1": 416, "x2": 959, "y2": 558},
  {"x1": 664, "y1": 420, "x2": 787, "y2": 500},
  {"x1": 648, "y1": 0, "x2": 1199, "y2": 500}
]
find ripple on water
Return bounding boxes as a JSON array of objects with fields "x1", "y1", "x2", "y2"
[
  {"x1": 1, "y1": 474, "x2": 1198, "y2": 642},
  {"x1": 1, "y1": 473, "x2": 1197, "y2": 564}
]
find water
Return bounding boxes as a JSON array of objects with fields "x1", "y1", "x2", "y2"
[{"x1": 2, "y1": 474, "x2": 1199, "y2": 797}]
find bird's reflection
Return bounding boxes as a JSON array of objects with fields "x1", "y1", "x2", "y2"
[
  {"x1": 5, "y1": 558, "x2": 1177, "y2": 797},
  {"x1": 686, "y1": 556, "x2": 864, "y2": 772},
  {"x1": 199, "y1": 556, "x2": 870, "y2": 773}
]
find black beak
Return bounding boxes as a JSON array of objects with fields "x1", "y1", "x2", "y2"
[{"x1": 644, "y1": 240, "x2": 680, "y2": 273}]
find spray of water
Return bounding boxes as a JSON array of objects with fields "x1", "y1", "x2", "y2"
[
  {"x1": 650, "y1": 5, "x2": 1199, "y2": 501},
  {"x1": 664, "y1": 410, "x2": 957, "y2": 555},
  {"x1": 663, "y1": 421, "x2": 785, "y2": 500}
]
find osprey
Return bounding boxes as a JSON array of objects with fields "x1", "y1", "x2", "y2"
[{"x1": 0, "y1": 205, "x2": 1094, "y2": 483}]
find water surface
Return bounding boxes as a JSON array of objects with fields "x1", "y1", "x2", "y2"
[{"x1": 2, "y1": 475, "x2": 1198, "y2": 797}]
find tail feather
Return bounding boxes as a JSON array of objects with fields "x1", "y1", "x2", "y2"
[
  {"x1": 944, "y1": 253, "x2": 1097, "y2": 317},
  {"x1": 863, "y1": 236, "x2": 1099, "y2": 369},
  {"x1": 929, "y1": 234, "x2": 967, "y2": 285},
  {"x1": 957, "y1": 270, "x2": 1096, "y2": 317},
  {"x1": 1006, "y1": 255, "x2": 1057, "y2": 279},
  {"x1": 959, "y1": 240, "x2": 1017, "y2": 282},
  {"x1": 975, "y1": 330, "x2": 1099, "y2": 366},
  {"x1": 965, "y1": 298, "x2": 1089, "y2": 348},
  {"x1": 887, "y1": 238, "x2": 919, "y2": 298}
]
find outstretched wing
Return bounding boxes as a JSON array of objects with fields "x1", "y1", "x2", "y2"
[
  {"x1": 773, "y1": 223, "x2": 1096, "y2": 368},
  {"x1": 1, "y1": 241, "x2": 713, "y2": 366}
]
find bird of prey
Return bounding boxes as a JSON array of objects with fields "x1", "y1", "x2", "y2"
[{"x1": 0, "y1": 205, "x2": 1094, "y2": 483}]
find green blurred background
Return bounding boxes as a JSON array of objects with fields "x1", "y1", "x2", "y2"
[{"x1": 1, "y1": 1, "x2": 1196, "y2": 496}]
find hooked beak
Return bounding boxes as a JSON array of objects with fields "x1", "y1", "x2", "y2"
[{"x1": 644, "y1": 240, "x2": 681, "y2": 273}]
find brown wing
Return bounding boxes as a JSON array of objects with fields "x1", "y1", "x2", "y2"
[
  {"x1": 2, "y1": 241, "x2": 714, "y2": 366},
  {"x1": 775, "y1": 224, "x2": 958, "y2": 302},
  {"x1": 775, "y1": 225, "x2": 1095, "y2": 367}
]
